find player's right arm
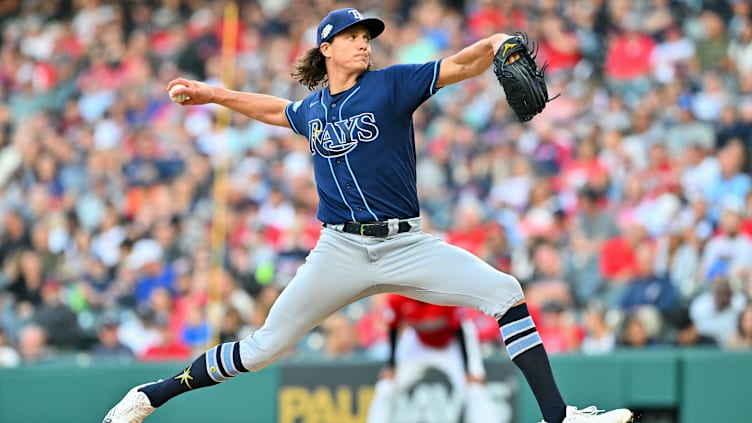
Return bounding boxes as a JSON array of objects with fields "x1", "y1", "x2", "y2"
[{"x1": 166, "y1": 79, "x2": 292, "y2": 128}]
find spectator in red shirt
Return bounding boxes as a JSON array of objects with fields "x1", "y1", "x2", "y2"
[
  {"x1": 599, "y1": 222, "x2": 649, "y2": 306},
  {"x1": 534, "y1": 300, "x2": 584, "y2": 354},
  {"x1": 537, "y1": 14, "x2": 582, "y2": 75},
  {"x1": 466, "y1": 0, "x2": 523, "y2": 40},
  {"x1": 445, "y1": 199, "x2": 488, "y2": 256},
  {"x1": 139, "y1": 316, "x2": 192, "y2": 362},
  {"x1": 604, "y1": 14, "x2": 657, "y2": 102},
  {"x1": 557, "y1": 138, "x2": 609, "y2": 210},
  {"x1": 604, "y1": 16, "x2": 657, "y2": 80}
]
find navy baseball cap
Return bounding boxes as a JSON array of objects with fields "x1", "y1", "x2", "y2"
[{"x1": 317, "y1": 8, "x2": 385, "y2": 46}]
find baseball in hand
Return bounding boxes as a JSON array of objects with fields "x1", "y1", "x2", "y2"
[{"x1": 169, "y1": 84, "x2": 191, "y2": 103}]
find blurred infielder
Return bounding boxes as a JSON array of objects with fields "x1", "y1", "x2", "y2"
[
  {"x1": 366, "y1": 294, "x2": 497, "y2": 423},
  {"x1": 103, "y1": 7, "x2": 632, "y2": 423}
]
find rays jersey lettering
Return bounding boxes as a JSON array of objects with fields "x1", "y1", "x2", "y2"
[
  {"x1": 308, "y1": 113, "x2": 379, "y2": 157},
  {"x1": 285, "y1": 60, "x2": 443, "y2": 224}
]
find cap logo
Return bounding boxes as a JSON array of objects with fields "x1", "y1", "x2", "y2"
[
  {"x1": 321, "y1": 24, "x2": 333, "y2": 40},
  {"x1": 348, "y1": 9, "x2": 363, "y2": 20}
]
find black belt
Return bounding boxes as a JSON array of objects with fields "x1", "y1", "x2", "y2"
[{"x1": 336, "y1": 221, "x2": 413, "y2": 237}]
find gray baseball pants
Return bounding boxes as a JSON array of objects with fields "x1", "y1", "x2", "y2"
[{"x1": 238, "y1": 219, "x2": 524, "y2": 370}]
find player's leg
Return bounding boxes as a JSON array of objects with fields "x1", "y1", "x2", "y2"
[
  {"x1": 103, "y1": 229, "x2": 376, "y2": 422},
  {"x1": 459, "y1": 320, "x2": 498, "y2": 423},
  {"x1": 375, "y1": 233, "x2": 632, "y2": 423},
  {"x1": 392, "y1": 328, "x2": 468, "y2": 422},
  {"x1": 366, "y1": 327, "x2": 423, "y2": 423},
  {"x1": 365, "y1": 376, "x2": 397, "y2": 423}
]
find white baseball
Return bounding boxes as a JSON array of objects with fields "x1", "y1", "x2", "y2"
[{"x1": 169, "y1": 84, "x2": 191, "y2": 103}]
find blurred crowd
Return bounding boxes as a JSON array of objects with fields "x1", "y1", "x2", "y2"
[{"x1": 2, "y1": 0, "x2": 752, "y2": 368}]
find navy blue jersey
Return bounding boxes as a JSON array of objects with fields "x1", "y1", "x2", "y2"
[{"x1": 285, "y1": 60, "x2": 442, "y2": 224}]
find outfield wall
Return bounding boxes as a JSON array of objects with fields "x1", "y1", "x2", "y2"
[{"x1": 0, "y1": 349, "x2": 749, "y2": 423}]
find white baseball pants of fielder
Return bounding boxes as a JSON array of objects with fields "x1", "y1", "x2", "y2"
[
  {"x1": 366, "y1": 321, "x2": 499, "y2": 423},
  {"x1": 237, "y1": 222, "x2": 524, "y2": 371}
]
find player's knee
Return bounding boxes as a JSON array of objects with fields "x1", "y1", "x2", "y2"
[
  {"x1": 500, "y1": 272, "x2": 521, "y2": 286},
  {"x1": 499, "y1": 272, "x2": 523, "y2": 294}
]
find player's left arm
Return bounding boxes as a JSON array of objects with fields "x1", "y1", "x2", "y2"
[{"x1": 435, "y1": 33, "x2": 510, "y2": 88}]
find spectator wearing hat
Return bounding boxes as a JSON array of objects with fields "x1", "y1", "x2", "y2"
[
  {"x1": 534, "y1": 300, "x2": 583, "y2": 354},
  {"x1": 670, "y1": 307, "x2": 717, "y2": 347},
  {"x1": 127, "y1": 239, "x2": 177, "y2": 307},
  {"x1": 139, "y1": 314, "x2": 191, "y2": 362},
  {"x1": 90, "y1": 312, "x2": 134, "y2": 361}
]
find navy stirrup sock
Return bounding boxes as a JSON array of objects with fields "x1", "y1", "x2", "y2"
[
  {"x1": 139, "y1": 342, "x2": 248, "y2": 407},
  {"x1": 498, "y1": 303, "x2": 566, "y2": 423}
]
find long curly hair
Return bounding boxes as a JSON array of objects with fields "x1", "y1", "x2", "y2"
[
  {"x1": 291, "y1": 45, "x2": 375, "y2": 90},
  {"x1": 291, "y1": 47, "x2": 328, "y2": 91}
]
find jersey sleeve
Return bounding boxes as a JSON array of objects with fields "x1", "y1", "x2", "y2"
[
  {"x1": 385, "y1": 60, "x2": 443, "y2": 118},
  {"x1": 284, "y1": 98, "x2": 309, "y2": 137}
]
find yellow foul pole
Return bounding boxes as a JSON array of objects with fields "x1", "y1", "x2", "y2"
[{"x1": 207, "y1": 1, "x2": 239, "y2": 348}]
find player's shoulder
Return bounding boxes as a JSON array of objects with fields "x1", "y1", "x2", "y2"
[
  {"x1": 372, "y1": 60, "x2": 439, "y2": 73},
  {"x1": 359, "y1": 67, "x2": 388, "y2": 82},
  {"x1": 368, "y1": 60, "x2": 442, "y2": 84},
  {"x1": 288, "y1": 90, "x2": 323, "y2": 113}
]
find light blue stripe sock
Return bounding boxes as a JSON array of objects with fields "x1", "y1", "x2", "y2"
[
  {"x1": 500, "y1": 316, "x2": 535, "y2": 339},
  {"x1": 506, "y1": 332, "x2": 543, "y2": 360}
]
